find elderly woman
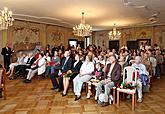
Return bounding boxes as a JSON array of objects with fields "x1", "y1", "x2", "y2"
[
  {"x1": 73, "y1": 55, "x2": 94, "y2": 101},
  {"x1": 132, "y1": 56, "x2": 149, "y2": 103}
]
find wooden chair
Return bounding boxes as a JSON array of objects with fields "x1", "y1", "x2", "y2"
[
  {"x1": 117, "y1": 66, "x2": 138, "y2": 111},
  {"x1": 0, "y1": 68, "x2": 7, "y2": 100}
]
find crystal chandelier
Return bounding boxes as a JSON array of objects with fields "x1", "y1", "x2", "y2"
[
  {"x1": 108, "y1": 24, "x2": 121, "y2": 40},
  {"x1": 73, "y1": 12, "x2": 92, "y2": 37},
  {"x1": 0, "y1": 7, "x2": 14, "y2": 31}
]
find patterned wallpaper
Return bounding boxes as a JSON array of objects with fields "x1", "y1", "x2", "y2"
[
  {"x1": 4, "y1": 20, "x2": 74, "y2": 49},
  {"x1": 0, "y1": 20, "x2": 74, "y2": 63},
  {"x1": 94, "y1": 26, "x2": 165, "y2": 49}
]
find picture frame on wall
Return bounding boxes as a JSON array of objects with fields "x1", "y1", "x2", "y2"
[
  {"x1": 68, "y1": 39, "x2": 78, "y2": 48},
  {"x1": 137, "y1": 39, "x2": 151, "y2": 49}
]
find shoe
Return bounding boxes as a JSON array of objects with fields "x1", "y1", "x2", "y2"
[
  {"x1": 109, "y1": 95, "x2": 113, "y2": 100},
  {"x1": 157, "y1": 77, "x2": 160, "y2": 80},
  {"x1": 23, "y1": 79, "x2": 31, "y2": 83},
  {"x1": 137, "y1": 98, "x2": 142, "y2": 103},
  {"x1": 51, "y1": 88, "x2": 55, "y2": 90},
  {"x1": 86, "y1": 92, "x2": 92, "y2": 99},
  {"x1": 95, "y1": 95, "x2": 98, "y2": 101},
  {"x1": 26, "y1": 80, "x2": 31, "y2": 83},
  {"x1": 8, "y1": 77, "x2": 14, "y2": 80},
  {"x1": 75, "y1": 95, "x2": 81, "y2": 101},
  {"x1": 61, "y1": 93, "x2": 67, "y2": 97},
  {"x1": 101, "y1": 102, "x2": 109, "y2": 107},
  {"x1": 58, "y1": 89, "x2": 62, "y2": 92}
]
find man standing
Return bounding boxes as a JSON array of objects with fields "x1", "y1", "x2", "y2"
[{"x1": 1, "y1": 43, "x2": 12, "y2": 71}]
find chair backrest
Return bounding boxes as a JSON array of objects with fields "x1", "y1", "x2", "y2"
[{"x1": 123, "y1": 66, "x2": 138, "y2": 84}]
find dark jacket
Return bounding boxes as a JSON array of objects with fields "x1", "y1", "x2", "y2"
[
  {"x1": 72, "y1": 60, "x2": 83, "y2": 74},
  {"x1": 61, "y1": 57, "x2": 73, "y2": 73},
  {"x1": 104, "y1": 62, "x2": 122, "y2": 84},
  {"x1": 1, "y1": 47, "x2": 12, "y2": 59},
  {"x1": 27, "y1": 57, "x2": 36, "y2": 67}
]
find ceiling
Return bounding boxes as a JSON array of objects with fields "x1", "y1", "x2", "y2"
[{"x1": 1, "y1": 0, "x2": 165, "y2": 31}]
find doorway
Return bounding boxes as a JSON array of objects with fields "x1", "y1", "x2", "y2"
[{"x1": 109, "y1": 40, "x2": 119, "y2": 51}]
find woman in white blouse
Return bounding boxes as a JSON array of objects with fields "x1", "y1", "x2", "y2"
[
  {"x1": 73, "y1": 55, "x2": 94, "y2": 101},
  {"x1": 7, "y1": 52, "x2": 28, "y2": 79}
]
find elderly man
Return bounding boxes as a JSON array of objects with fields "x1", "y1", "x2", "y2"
[
  {"x1": 132, "y1": 56, "x2": 149, "y2": 103},
  {"x1": 95, "y1": 55, "x2": 122, "y2": 105}
]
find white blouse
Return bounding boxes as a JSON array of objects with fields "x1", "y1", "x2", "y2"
[{"x1": 80, "y1": 62, "x2": 94, "y2": 75}]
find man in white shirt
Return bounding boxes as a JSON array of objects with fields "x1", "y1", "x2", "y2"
[{"x1": 132, "y1": 56, "x2": 149, "y2": 103}]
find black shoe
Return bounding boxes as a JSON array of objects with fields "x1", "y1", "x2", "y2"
[
  {"x1": 75, "y1": 95, "x2": 81, "y2": 101},
  {"x1": 61, "y1": 93, "x2": 67, "y2": 97},
  {"x1": 23, "y1": 79, "x2": 31, "y2": 83},
  {"x1": 26, "y1": 79, "x2": 31, "y2": 83},
  {"x1": 101, "y1": 102, "x2": 109, "y2": 107},
  {"x1": 51, "y1": 87, "x2": 58, "y2": 90},
  {"x1": 58, "y1": 89, "x2": 62, "y2": 92}
]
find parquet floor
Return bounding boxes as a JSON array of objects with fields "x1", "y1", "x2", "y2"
[{"x1": 0, "y1": 75, "x2": 165, "y2": 114}]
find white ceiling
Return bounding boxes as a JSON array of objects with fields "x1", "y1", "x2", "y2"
[{"x1": 1, "y1": 0, "x2": 165, "y2": 31}]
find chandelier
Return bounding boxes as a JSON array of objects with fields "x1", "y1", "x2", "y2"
[
  {"x1": 108, "y1": 24, "x2": 121, "y2": 40},
  {"x1": 0, "y1": 7, "x2": 14, "y2": 31},
  {"x1": 73, "y1": 12, "x2": 92, "y2": 37}
]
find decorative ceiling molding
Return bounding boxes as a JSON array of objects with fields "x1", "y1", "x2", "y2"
[{"x1": 13, "y1": 13, "x2": 73, "y2": 28}]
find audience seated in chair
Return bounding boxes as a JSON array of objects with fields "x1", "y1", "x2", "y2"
[
  {"x1": 58, "y1": 51, "x2": 73, "y2": 92},
  {"x1": 132, "y1": 56, "x2": 149, "y2": 102},
  {"x1": 49, "y1": 51, "x2": 61, "y2": 90},
  {"x1": 62, "y1": 54, "x2": 82, "y2": 96},
  {"x1": 95, "y1": 55, "x2": 122, "y2": 106},
  {"x1": 73, "y1": 55, "x2": 94, "y2": 101},
  {"x1": 7, "y1": 52, "x2": 28, "y2": 79},
  {"x1": 15, "y1": 52, "x2": 36, "y2": 78},
  {"x1": 23, "y1": 53, "x2": 46, "y2": 83}
]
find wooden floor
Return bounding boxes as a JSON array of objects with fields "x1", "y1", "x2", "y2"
[{"x1": 0, "y1": 75, "x2": 165, "y2": 114}]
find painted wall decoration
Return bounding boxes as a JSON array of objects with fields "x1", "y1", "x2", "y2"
[
  {"x1": 135, "y1": 27, "x2": 152, "y2": 39},
  {"x1": 47, "y1": 28, "x2": 64, "y2": 47},
  {"x1": 154, "y1": 26, "x2": 165, "y2": 48},
  {"x1": 94, "y1": 31, "x2": 109, "y2": 49},
  {"x1": 122, "y1": 28, "x2": 133, "y2": 40},
  {"x1": 13, "y1": 25, "x2": 40, "y2": 44},
  {"x1": 93, "y1": 26, "x2": 165, "y2": 49}
]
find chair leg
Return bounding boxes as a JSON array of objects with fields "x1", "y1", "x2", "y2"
[
  {"x1": 135, "y1": 94, "x2": 137, "y2": 106},
  {"x1": 113, "y1": 88, "x2": 116, "y2": 104},
  {"x1": 3, "y1": 87, "x2": 6, "y2": 100},
  {"x1": 86, "y1": 83, "x2": 88, "y2": 93},
  {"x1": 132, "y1": 94, "x2": 135, "y2": 111},
  {"x1": 117, "y1": 91, "x2": 120, "y2": 108}
]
